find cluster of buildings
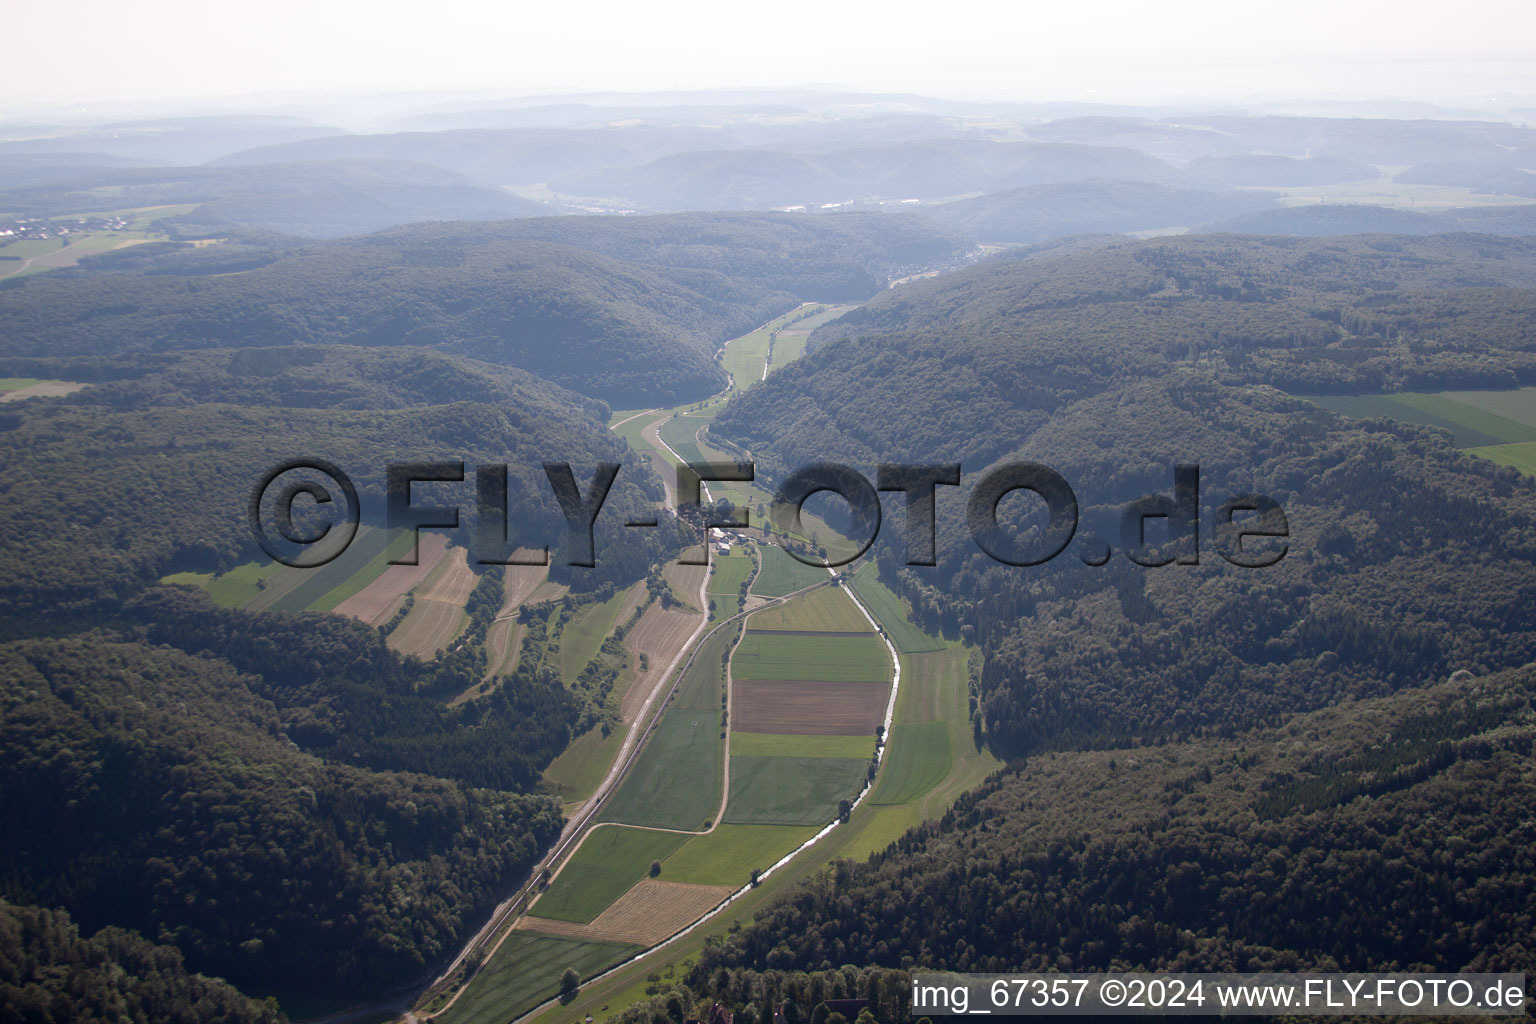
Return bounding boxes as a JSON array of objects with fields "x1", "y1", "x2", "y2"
[{"x1": 0, "y1": 214, "x2": 131, "y2": 242}]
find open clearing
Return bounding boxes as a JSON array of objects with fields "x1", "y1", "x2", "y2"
[
  {"x1": 387, "y1": 546, "x2": 479, "y2": 658},
  {"x1": 707, "y1": 550, "x2": 754, "y2": 597},
  {"x1": 871, "y1": 721, "x2": 952, "y2": 804},
  {"x1": 1308, "y1": 390, "x2": 1536, "y2": 448},
  {"x1": 746, "y1": 585, "x2": 870, "y2": 633},
  {"x1": 733, "y1": 680, "x2": 888, "y2": 735},
  {"x1": 239, "y1": 525, "x2": 398, "y2": 614},
  {"x1": 663, "y1": 561, "x2": 707, "y2": 609},
  {"x1": 434, "y1": 931, "x2": 640, "y2": 1024},
  {"x1": 531, "y1": 825, "x2": 688, "y2": 924},
  {"x1": 1467, "y1": 441, "x2": 1536, "y2": 477},
  {"x1": 541, "y1": 723, "x2": 628, "y2": 807},
  {"x1": 517, "y1": 880, "x2": 732, "y2": 946},
  {"x1": 599, "y1": 709, "x2": 722, "y2": 831},
  {"x1": 660, "y1": 823, "x2": 818, "y2": 887},
  {"x1": 622, "y1": 600, "x2": 702, "y2": 718},
  {"x1": 751, "y1": 545, "x2": 829, "y2": 596},
  {"x1": 671, "y1": 626, "x2": 734, "y2": 711},
  {"x1": 559, "y1": 584, "x2": 640, "y2": 682},
  {"x1": 848, "y1": 564, "x2": 947, "y2": 653},
  {"x1": 0, "y1": 379, "x2": 88, "y2": 403},
  {"x1": 331, "y1": 531, "x2": 444, "y2": 623},
  {"x1": 724, "y1": 755, "x2": 870, "y2": 826},
  {"x1": 729, "y1": 731, "x2": 875, "y2": 759},
  {"x1": 731, "y1": 631, "x2": 889, "y2": 682}
]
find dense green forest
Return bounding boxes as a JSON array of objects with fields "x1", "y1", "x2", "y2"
[
  {"x1": 920, "y1": 180, "x2": 1277, "y2": 243},
  {"x1": 446, "y1": 212, "x2": 969, "y2": 301},
  {"x1": 0, "y1": 900, "x2": 284, "y2": 1024},
  {"x1": 0, "y1": 632, "x2": 565, "y2": 997},
  {"x1": 0, "y1": 232, "x2": 787, "y2": 405},
  {"x1": 716, "y1": 234, "x2": 1536, "y2": 756}
]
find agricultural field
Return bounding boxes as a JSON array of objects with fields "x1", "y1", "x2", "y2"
[
  {"x1": 732, "y1": 680, "x2": 888, "y2": 735},
  {"x1": 517, "y1": 880, "x2": 733, "y2": 946},
  {"x1": 622, "y1": 600, "x2": 703, "y2": 718},
  {"x1": 745, "y1": 584, "x2": 870, "y2": 632},
  {"x1": 847, "y1": 563, "x2": 947, "y2": 653},
  {"x1": 185, "y1": 524, "x2": 416, "y2": 615},
  {"x1": 387, "y1": 546, "x2": 479, "y2": 658},
  {"x1": 1308, "y1": 389, "x2": 1536, "y2": 448},
  {"x1": 727, "y1": 732, "x2": 875, "y2": 759},
  {"x1": 434, "y1": 931, "x2": 640, "y2": 1024},
  {"x1": 0, "y1": 378, "x2": 40, "y2": 392},
  {"x1": 1467, "y1": 441, "x2": 1536, "y2": 477},
  {"x1": 723, "y1": 756, "x2": 870, "y2": 826},
  {"x1": 751, "y1": 545, "x2": 829, "y2": 596},
  {"x1": 530, "y1": 825, "x2": 688, "y2": 924},
  {"x1": 599, "y1": 708, "x2": 723, "y2": 831},
  {"x1": 671, "y1": 625, "x2": 734, "y2": 711},
  {"x1": 658, "y1": 412, "x2": 716, "y2": 467},
  {"x1": 721, "y1": 321, "x2": 774, "y2": 391},
  {"x1": 706, "y1": 550, "x2": 754, "y2": 597},
  {"x1": 541, "y1": 723, "x2": 628, "y2": 809},
  {"x1": 332, "y1": 532, "x2": 449, "y2": 625},
  {"x1": 870, "y1": 721, "x2": 952, "y2": 804},
  {"x1": 659, "y1": 824, "x2": 818, "y2": 887},
  {"x1": 730, "y1": 631, "x2": 889, "y2": 682}
]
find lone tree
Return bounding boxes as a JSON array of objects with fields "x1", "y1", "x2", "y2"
[
  {"x1": 560, "y1": 967, "x2": 581, "y2": 1000},
  {"x1": 649, "y1": 859, "x2": 662, "y2": 878}
]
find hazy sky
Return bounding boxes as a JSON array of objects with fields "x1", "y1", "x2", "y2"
[{"x1": 6, "y1": 0, "x2": 1536, "y2": 116}]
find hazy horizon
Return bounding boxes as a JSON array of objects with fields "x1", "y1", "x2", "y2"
[{"x1": 6, "y1": 0, "x2": 1536, "y2": 124}]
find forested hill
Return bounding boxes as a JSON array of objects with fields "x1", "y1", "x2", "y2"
[
  {"x1": 0, "y1": 231, "x2": 792, "y2": 405},
  {"x1": 712, "y1": 233, "x2": 1536, "y2": 758},
  {"x1": 0, "y1": 628, "x2": 567, "y2": 999},
  {"x1": 917, "y1": 180, "x2": 1278, "y2": 243},
  {"x1": 442, "y1": 211, "x2": 970, "y2": 300},
  {"x1": 0, "y1": 346, "x2": 670, "y2": 622}
]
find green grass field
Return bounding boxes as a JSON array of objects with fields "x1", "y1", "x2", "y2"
[
  {"x1": 724, "y1": 756, "x2": 870, "y2": 826},
  {"x1": 707, "y1": 551, "x2": 754, "y2": 597},
  {"x1": 658, "y1": 413, "x2": 715, "y2": 466},
  {"x1": 848, "y1": 564, "x2": 947, "y2": 653},
  {"x1": 531, "y1": 825, "x2": 688, "y2": 924},
  {"x1": 0, "y1": 377, "x2": 41, "y2": 392},
  {"x1": 660, "y1": 823, "x2": 818, "y2": 886},
  {"x1": 746, "y1": 585, "x2": 870, "y2": 633},
  {"x1": 729, "y1": 731, "x2": 875, "y2": 759},
  {"x1": 600, "y1": 709, "x2": 722, "y2": 831},
  {"x1": 1467, "y1": 441, "x2": 1536, "y2": 477},
  {"x1": 541, "y1": 723, "x2": 628, "y2": 806},
  {"x1": 434, "y1": 930, "x2": 640, "y2": 1024},
  {"x1": 672, "y1": 626, "x2": 734, "y2": 710},
  {"x1": 751, "y1": 545, "x2": 829, "y2": 596},
  {"x1": 871, "y1": 721, "x2": 952, "y2": 804},
  {"x1": 1438, "y1": 387, "x2": 1536, "y2": 429},
  {"x1": 559, "y1": 585, "x2": 636, "y2": 682},
  {"x1": 722, "y1": 323, "x2": 773, "y2": 392},
  {"x1": 163, "y1": 558, "x2": 284, "y2": 608},
  {"x1": 1309, "y1": 391, "x2": 1536, "y2": 448},
  {"x1": 731, "y1": 631, "x2": 889, "y2": 683}
]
